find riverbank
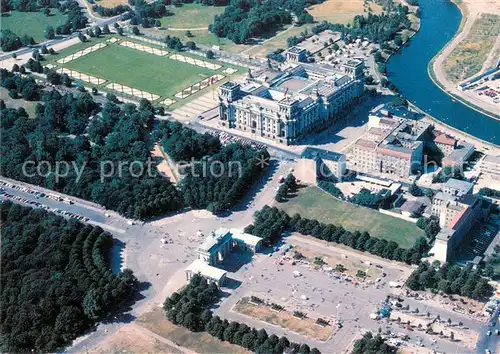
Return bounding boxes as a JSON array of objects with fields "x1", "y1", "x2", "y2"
[{"x1": 428, "y1": 0, "x2": 500, "y2": 120}]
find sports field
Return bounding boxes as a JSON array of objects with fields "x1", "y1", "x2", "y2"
[
  {"x1": 63, "y1": 42, "x2": 217, "y2": 99},
  {"x1": 1, "y1": 10, "x2": 67, "y2": 42},
  {"x1": 277, "y1": 186, "x2": 424, "y2": 249},
  {"x1": 160, "y1": 3, "x2": 225, "y2": 29}
]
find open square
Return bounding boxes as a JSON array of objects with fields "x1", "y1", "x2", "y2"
[{"x1": 60, "y1": 40, "x2": 234, "y2": 101}]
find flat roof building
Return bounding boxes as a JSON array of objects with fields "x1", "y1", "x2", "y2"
[
  {"x1": 480, "y1": 154, "x2": 500, "y2": 180},
  {"x1": 442, "y1": 178, "x2": 474, "y2": 197},
  {"x1": 186, "y1": 259, "x2": 227, "y2": 286},
  {"x1": 218, "y1": 61, "x2": 364, "y2": 145}
]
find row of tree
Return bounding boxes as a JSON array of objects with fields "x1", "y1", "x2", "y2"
[
  {"x1": 351, "y1": 331, "x2": 397, "y2": 354},
  {"x1": 244, "y1": 206, "x2": 429, "y2": 264},
  {"x1": 0, "y1": 201, "x2": 138, "y2": 352},
  {"x1": 478, "y1": 187, "x2": 500, "y2": 199},
  {"x1": 405, "y1": 262, "x2": 493, "y2": 300},
  {"x1": 163, "y1": 275, "x2": 320, "y2": 354},
  {"x1": 275, "y1": 174, "x2": 297, "y2": 202}
]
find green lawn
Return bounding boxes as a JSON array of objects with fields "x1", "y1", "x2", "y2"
[
  {"x1": 278, "y1": 186, "x2": 424, "y2": 249},
  {"x1": 63, "y1": 43, "x2": 218, "y2": 98},
  {"x1": 0, "y1": 87, "x2": 39, "y2": 117},
  {"x1": 1, "y1": 10, "x2": 68, "y2": 42},
  {"x1": 160, "y1": 3, "x2": 225, "y2": 29}
]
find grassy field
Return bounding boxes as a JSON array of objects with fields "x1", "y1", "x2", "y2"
[
  {"x1": 1, "y1": 11, "x2": 67, "y2": 42},
  {"x1": 63, "y1": 42, "x2": 218, "y2": 98},
  {"x1": 277, "y1": 186, "x2": 424, "y2": 249},
  {"x1": 138, "y1": 308, "x2": 250, "y2": 354},
  {"x1": 159, "y1": 3, "x2": 225, "y2": 29},
  {"x1": 444, "y1": 13, "x2": 500, "y2": 83},
  {"x1": 308, "y1": 0, "x2": 382, "y2": 25}
]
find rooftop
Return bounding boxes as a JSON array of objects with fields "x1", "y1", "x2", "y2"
[
  {"x1": 355, "y1": 139, "x2": 377, "y2": 150},
  {"x1": 301, "y1": 147, "x2": 345, "y2": 162},
  {"x1": 443, "y1": 178, "x2": 473, "y2": 193},
  {"x1": 230, "y1": 228, "x2": 263, "y2": 247},
  {"x1": 400, "y1": 200, "x2": 424, "y2": 214},
  {"x1": 198, "y1": 228, "x2": 232, "y2": 253},
  {"x1": 186, "y1": 259, "x2": 227, "y2": 281},
  {"x1": 434, "y1": 133, "x2": 457, "y2": 146},
  {"x1": 445, "y1": 143, "x2": 475, "y2": 163}
]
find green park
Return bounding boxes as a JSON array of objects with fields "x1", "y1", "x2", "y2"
[
  {"x1": 1, "y1": 10, "x2": 67, "y2": 42},
  {"x1": 278, "y1": 186, "x2": 425, "y2": 249}
]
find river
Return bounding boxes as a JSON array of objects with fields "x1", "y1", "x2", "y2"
[{"x1": 386, "y1": 0, "x2": 500, "y2": 145}]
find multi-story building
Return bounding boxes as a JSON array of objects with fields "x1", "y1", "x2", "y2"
[
  {"x1": 432, "y1": 132, "x2": 457, "y2": 157},
  {"x1": 442, "y1": 142, "x2": 475, "y2": 167},
  {"x1": 431, "y1": 195, "x2": 492, "y2": 263},
  {"x1": 351, "y1": 108, "x2": 430, "y2": 177},
  {"x1": 441, "y1": 178, "x2": 474, "y2": 197},
  {"x1": 218, "y1": 60, "x2": 364, "y2": 145},
  {"x1": 295, "y1": 147, "x2": 346, "y2": 183}
]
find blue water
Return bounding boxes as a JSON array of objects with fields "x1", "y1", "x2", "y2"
[
  {"x1": 110, "y1": 241, "x2": 124, "y2": 274},
  {"x1": 386, "y1": 0, "x2": 500, "y2": 145}
]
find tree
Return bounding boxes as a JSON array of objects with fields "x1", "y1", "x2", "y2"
[
  {"x1": 83, "y1": 289, "x2": 104, "y2": 320},
  {"x1": 409, "y1": 183, "x2": 423, "y2": 196},
  {"x1": 12, "y1": 63, "x2": 19, "y2": 72},
  {"x1": 91, "y1": 87, "x2": 98, "y2": 95},
  {"x1": 45, "y1": 25, "x2": 55, "y2": 39},
  {"x1": 78, "y1": 32, "x2": 86, "y2": 42},
  {"x1": 132, "y1": 26, "x2": 140, "y2": 35},
  {"x1": 102, "y1": 24, "x2": 111, "y2": 34},
  {"x1": 186, "y1": 30, "x2": 193, "y2": 37},
  {"x1": 206, "y1": 50, "x2": 215, "y2": 59},
  {"x1": 43, "y1": 7, "x2": 51, "y2": 16}
]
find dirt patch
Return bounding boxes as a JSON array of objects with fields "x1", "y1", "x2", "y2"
[
  {"x1": 89, "y1": 324, "x2": 183, "y2": 353},
  {"x1": 233, "y1": 297, "x2": 335, "y2": 341},
  {"x1": 93, "y1": 0, "x2": 128, "y2": 8},
  {"x1": 289, "y1": 244, "x2": 381, "y2": 279},
  {"x1": 151, "y1": 144, "x2": 179, "y2": 183},
  {"x1": 308, "y1": 0, "x2": 382, "y2": 24},
  {"x1": 137, "y1": 307, "x2": 250, "y2": 354}
]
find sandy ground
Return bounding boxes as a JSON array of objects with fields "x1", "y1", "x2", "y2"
[
  {"x1": 431, "y1": 0, "x2": 500, "y2": 117},
  {"x1": 151, "y1": 144, "x2": 179, "y2": 183},
  {"x1": 89, "y1": 323, "x2": 186, "y2": 354}
]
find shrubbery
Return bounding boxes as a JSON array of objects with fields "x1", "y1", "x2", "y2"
[{"x1": 244, "y1": 206, "x2": 429, "y2": 264}]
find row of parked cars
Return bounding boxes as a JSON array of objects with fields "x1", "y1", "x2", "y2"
[
  {"x1": 208, "y1": 131, "x2": 267, "y2": 150},
  {"x1": 0, "y1": 180, "x2": 89, "y2": 223}
]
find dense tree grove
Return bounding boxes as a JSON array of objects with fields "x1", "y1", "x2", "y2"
[
  {"x1": 157, "y1": 120, "x2": 221, "y2": 161},
  {"x1": 0, "y1": 75, "x2": 182, "y2": 219},
  {"x1": 210, "y1": 0, "x2": 319, "y2": 44},
  {"x1": 179, "y1": 142, "x2": 270, "y2": 213},
  {"x1": 351, "y1": 331, "x2": 397, "y2": 354},
  {"x1": 1, "y1": 69, "x2": 267, "y2": 219},
  {"x1": 349, "y1": 188, "x2": 390, "y2": 209},
  {"x1": 124, "y1": 0, "x2": 170, "y2": 27},
  {"x1": 0, "y1": 201, "x2": 138, "y2": 352},
  {"x1": 0, "y1": 29, "x2": 35, "y2": 52},
  {"x1": 163, "y1": 275, "x2": 320, "y2": 354},
  {"x1": 156, "y1": 120, "x2": 269, "y2": 213},
  {"x1": 405, "y1": 262, "x2": 493, "y2": 300},
  {"x1": 244, "y1": 206, "x2": 429, "y2": 264}
]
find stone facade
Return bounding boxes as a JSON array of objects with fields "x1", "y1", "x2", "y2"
[{"x1": 218, "y1": 61, "x2": 364, "y2": 145}]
